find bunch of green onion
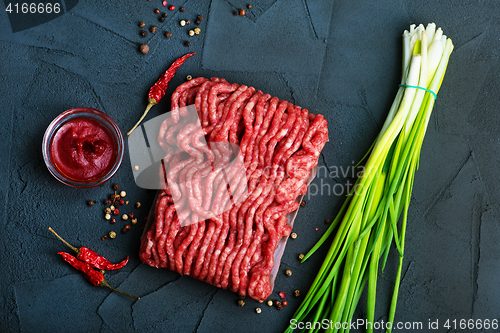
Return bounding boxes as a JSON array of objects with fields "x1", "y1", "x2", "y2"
[{"x1": 285, "y1": 23, "x2": 453, "y2": 333}]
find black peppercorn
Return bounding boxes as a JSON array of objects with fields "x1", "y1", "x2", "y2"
[
  {"x1": 247, "y1": 4, "x2": 252, "y2": 9},
  {"x1": 150, "y1": 26, "x2": 157, "y2": 33},
  {"x1": 159, "y1": 17, "x2": 165, "y2": 22},
  {"x1": 162, "y1": 12, "x2": 168, "y2": 18},
  {"x1": 139, "y1": 22, "x2": 145, "y2": 28},
  {"x1": 112, "y1": 183, "x2": 120, "y2": 190},
  {"x1": 184, "y1": 41, "x2": 191, "y2": 46},
  {"x1": 197, "y1": 15, "x2": 203, "y2": 21},
  {"x1": 165, "y1": 31, "x2": 172, "y2": 38},
  {"x1": 179, "y1": 6, "x2": 185, "y2": 12},
  {"x1": 140, "y1": 30, "x2": 147, "y2": 37},
  {"x1": 87, "y1": 200, "x2": 94, "y2": 207},
  {"x1": 195, "y1": 19, "x2": 201, "y2": 25}
]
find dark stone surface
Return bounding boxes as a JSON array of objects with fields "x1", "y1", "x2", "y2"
[{"x1": 1, "y1": 0, "x2": 500, "y2": 332}]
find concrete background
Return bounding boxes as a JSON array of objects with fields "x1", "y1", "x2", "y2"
[{"x1": 1, "y1": 0, "x2": 499, "y2": 332}]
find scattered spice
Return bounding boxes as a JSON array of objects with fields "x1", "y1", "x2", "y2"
[
  {"x1": 131, "y1": 218, "x2": 138, "y2": 225},
  {"x1": 57, "y1": 251, "x2": 139, "y2": 300},
  {"x1": 119, "y1": 199, "x2": 125, "y2": 205},
  {"x1": 186, "y1": 20, "x2": 191, "y2": 25},
  {"x1": 139, "y1": 44, "x2": 149, "y2": 54},
  {"x1": 274, "y1": 300, "x2": 281, "y2": 308},
  {"x1": 134, "y1": 165, "x2": 140, "y2": 171},
  {"x1": 279, "y1": 291, "x2": 286, "y2": 299},
  {"x1": 162, "y1": 12, "x2": 168, "y2": 18},
  {"x1": 139, "y1": 22, "x2": 145, "y2": 28},
  {"x1": 162, "y1": 0, "x2": 167, "y2": 6},
  {"x1": 298, "y1": 253, "x2": 304, "y2": 260},
  {"x1": 315, "y1": 228, "x2": 319, "y2": 231},
  {"x1": 135, "y1": 202, "x2": 142, "y2": 208},
  {"x1": 186, "y1": 75, "x2": 192, "y2": 81},
  {"x1": 110, "y1": 218, "x2": 116, "y2": 224},
  {"x1": 109, "y1": 205, "x2": 115, "y2": 211},
  {"x1": 113, "y1": 183, "x2": 120, "y2": 190},
  {"x1": 128, "y1": 212, "x2": 135, "y2": 219},
  {"x1": 48, "y1": 228, "x2": 129, "y2": 270},
  {"x1": 325, "y1": 218, "x2": 331, "y2": 224},
  {"x1": 290, "y1": 232, "x2": 297, "y2": 239},
  {"x1": 109, "y1": 231, "x2": 116, "y2": 239},
  {"x1": 239, "y1": 9, "x2": 246, "y2": 15},
  {"x1": 294, "y1": 290, "x2": 301, "y2": 297},
  {"x1": 101, "y1": 235, "x2": 107, "y2": 241},
  {"x1": 255, "y1": 308, "x2": 261, "y2": 314},
  {"x1": 267, "y1": 300, "x2": 273, "y2": 306},
  {"x1": 103, "y1": 199, "x2": 111, "y2": 205},
  {"x1": 180, "y1": 20, "x2": 186, "y2": 26},
  {"x1": 285, "y1": 269, "x2": 292, "y2": 277},
  {"x1": 168, "y1": 5, "x2": 175, "y2": 10},
  {"x1": 87, "y1": 200, "x2": 94, "y2": 207},
  {"x1": 122, "y1": 225, "x2": 131, "y2": 233},
  {"x1": 247, "y1": 4, "x2": 252, "y2": 9},
  {"x1": 179, "y1": 6, "x2": 185, "y2": 12},
  {"x1": 300, "y1": 200, "x2": 306, "y2": 207},
  {"x1": 195, "y1": 19, "x2": 201, "y2": 25},
  {"x1": 237, "y1": 299, "x2": 245, "y2": 307},
  {"x1": 194, "y1": 27, "x2": 201, "y2": 35},
  {"x1": 197, "y1": 15, "x2": 204, "y2": 21},
  {"x1": 164, "y1": 31, "x2": 172, "y2": 38},
  {"x1": 122, "y1": 214, "x2": 129, "y2": 221},
  {"x1": 154, "y1": 8, "x2": 160, "y2": 14},
  {"x1": 105, "y1": 213, "x2": 111, "y2": 220},
  {"x1": 120, "y1": 191, "x2": 126, "y2": 197},
  {"x1": 188, "y1": 30, "x2": 195, "y2": 36},
  {"x1": 184, "y1": 41, "x2": 191, "y2": 46},
  {"x1": 159, "y1": 17, "x2": 165, "y2": 23},
  {"x1": 283, "y1": 301, "x2": 288, "y2": 306},
  {"x1": 233, "y1": 10, "x2": 238, "y2": 15},
  {"x1": 113, "y1": 209, "x2": 119, "y2": 216}
]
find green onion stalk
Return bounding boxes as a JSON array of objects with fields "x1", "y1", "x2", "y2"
[{"x1": 285, "y1": 23, "x2": 453, "y2": 333}]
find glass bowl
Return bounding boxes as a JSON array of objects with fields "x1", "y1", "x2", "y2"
[{"x1": 42, "y1": 108, "x2": 124, "y2": 188}]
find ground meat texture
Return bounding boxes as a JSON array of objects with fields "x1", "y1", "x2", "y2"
[{"x1": 139, "y1": 77, "x2": 328, "y2": 301}]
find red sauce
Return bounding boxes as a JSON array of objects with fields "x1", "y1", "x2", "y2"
[{"x1": 50, "y1": 118, "x2": 117, "y2": 182}]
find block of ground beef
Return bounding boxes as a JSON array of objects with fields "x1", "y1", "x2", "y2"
[{"x1": 139, "y1": 77, "x2": 328, "y2": 301}]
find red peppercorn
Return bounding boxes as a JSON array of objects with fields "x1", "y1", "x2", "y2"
[
  {"x1": 119, "y1": 199, "x2": 125, "y2": 205},
  {"x1": 122, "y1": 225, "x2": 131, "y2": 233},
  {"x1": 128, "y1": 212, "x2": 135, "y2": 219},
  {"x1": 162, "y1": 0, "x2": 167, "y2": 6},
  {"x1": 168, "y1": 5, "x2": 175, "y2": 10},
  {"x1": 279, "y1": 291, "x2": 286, "y2": 299},
  {"x1": 283, "y1": 301, "x2": 288, "y2": 306},
  {"x1": 110, "y1": 218, "x2": 116, "y2": 224},
  {"x1": 113, "y1": 209, "x2": 119, "y2": 216},
  {"x1": 239, "y1": 9, "x2": 246, "y2": 15}
]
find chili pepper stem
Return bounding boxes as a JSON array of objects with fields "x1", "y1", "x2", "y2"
[
  {"x1": 49, "y1": 227, "x2": 79, "y2": 255},
  {"x1": 100, "y1": 279, "x2": 140, "y2": 300},
  {"x1": 127, "y1": 100, "x2": 156, "y2": 136}
]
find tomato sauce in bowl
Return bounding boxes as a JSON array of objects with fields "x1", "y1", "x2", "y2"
[{"x1": 42, "y1": 108, "x2": 124, "y2": 188}]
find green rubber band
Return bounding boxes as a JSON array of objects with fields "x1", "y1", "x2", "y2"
[{"x1": 399, "y1": 84, "x2": 437, "y2": 100}]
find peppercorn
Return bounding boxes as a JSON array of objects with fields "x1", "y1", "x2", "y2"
[
  {"x1": 180, "y1": 20, "x2": 186, "y2": 26},
  {"x1": 110, "y1": 218, "x2": 116, "y2": 224},
  {"x1": 105, "y1": 213, "x2": 111, "y2": 220},
  {"x1": 103, "y1": 199, "x2": 111, "y2": 205},
  {"x1": 135, "y1": 202, "x2": 141, "y2": 208},
  {"x1": 134, "y1": 165, "x2": 140, "y2": 171},
  {"x1": 87, "y1": 200, "x2": 94, "y2": 207},
  {"x1": 239, "y1": 9, "x2": 246, "y2": 15},
  {"x1": 255, "y1": 308, "x2": 261, "y2": 314},
  {"x1": 113, "y1": 209, "x2": 119, "y2": 216},
  {"x1": 195, "y1": 19, "x2": 201, "y2": 25},
  {"x1": 139, "y1": 44, "x2": 149, "y2": 54},
  {"x1": 120, "y1": 191, "x2": 126, "y2": 197},
  {"x1": 186, "y1": 20, "x2": 191, "y2": 25},
  {"x1": 188, "y1": 30, "x2": 195, "y2": 36},
  {"x1": 131, "y1": 218, "x2": 138, "y2": 225},
  {"x1": 119, "y1": 199, "x2": 125, "y2": 205},
  {"x1": 164, "y1": 31, "x2": 172, "y2": 38},
  {"x1": 282, "y1": 301, "x2": 288, "y2": 306},
  {"x1": 194, "y1": 27, "x2": 201, "y2": 34},
  {"x1": 162, "y1": 12, "x2": 168, "y2": 18},
  {"x1": 285, "y1": 269, "x2": 292, "y2": 277},
  {"x1": 300, "y1": 200, "x2": 306, "y2": 207},
  {"x1": 101, "y1": 235, "x2": 108, "y2": 241},
  {"x1": 197, "y1": 15, "x2": 203, "y2": 21},
  {"x1": 294, "y1": 290, "x2": 301, "y2": 297},
  {"x1": 290, "y1": 232, "x2": 297, "y2": 239},
  {"x1": 139, "y1": 22, "x2": 145, "y2": 28},
  {"x1": 128, "y1": 212, "x2": 135, "y2": 219},
  {"x1": 186, "y1": 75, "x2": 192, "y2": 81},
  {"x1": 298, "y1": 253, "x2": 304, "y2": 260},
  {"x1": 109, "y1": 231, "x2": 116, "y2": 239},
  {"x1": 247, "y1": 4, "x2": 252, "y2": 9},
  {"x1": 233, "y1": 10, "x2": 238, "y2": 15},
  {"x1": 109, "y1": 205, "x2": 115, "y2": 211},
  {"x1": 122, "y1": 225, "x2": 131, "y2": 233},
  {"x1": 159, "y1": 17, "x2": 165, "y2": 23},
  {"x1": 140, "y1": 30, "x2": 147, "y2": 37},
  {"x1": 237, "y1": 299, "x2": 245, "y2": 307},
  {"x1": 150, "y1": 26, "x2": 157, "y2": 33},
  {"x1": 122, "y1": 214, "x2": 129, "y2": 221},
  {"x1": 104, "y1": 207, "x2": 111, "y2": 214},
  {"x1": 179, "y1": 6, "x2": 185, "y2": 12},
  {"x1": 154, "y1": 8, "x2": 160, "y2": 14},
  {"x1": 184, "y1": 41, "x2": 191, "y2": 46},
  {"x1": 267, "y1": 300, "x2": 273, "y2": 306},
  {"x1": 274, "y1": 300, "x2": 281, "y2": 307},
  {"x1": 168, "y1": 5, "x2": 175, "y2": 10},
  {"x1": 279, "y1": 291, "x2": 286, "y2": 299},
  {"x1": 109, "y1": 194, "x2": 116, "y2": 200}
]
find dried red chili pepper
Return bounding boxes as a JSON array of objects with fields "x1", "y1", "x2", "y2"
[
  {"x1": 127, "y1": 52, "x2": 196, "y2": 135},
  {"x1": 58, "y1": 252, "x2": 140, "y2": 300},
  {"x1": 49, "y1": 227, "x2": 128, "y2": 270}
]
